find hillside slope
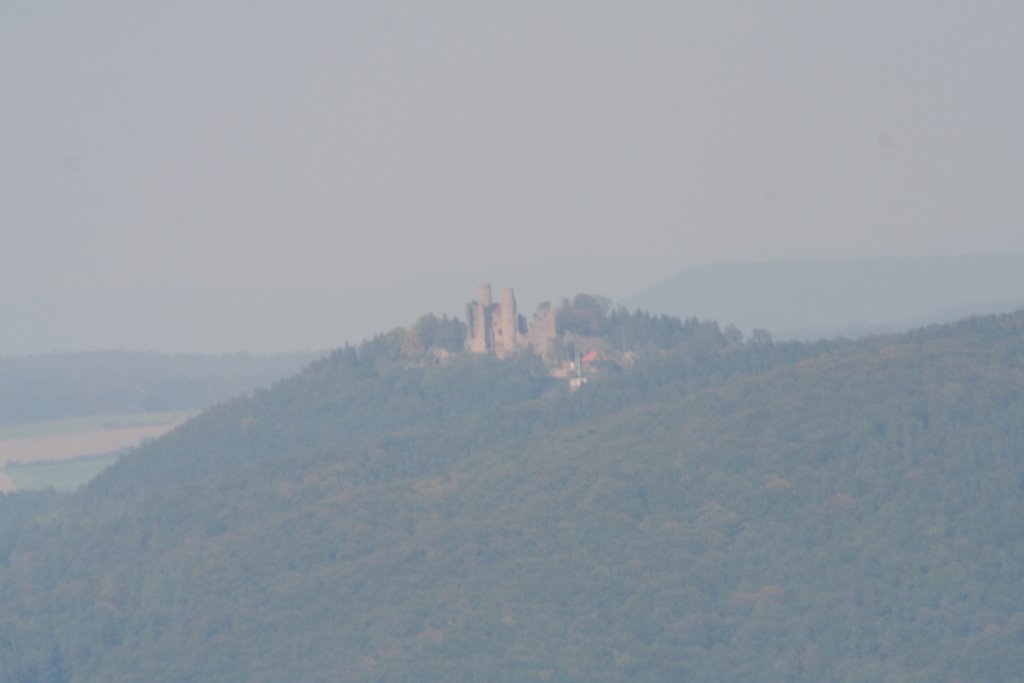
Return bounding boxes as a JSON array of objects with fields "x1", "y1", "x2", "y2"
[{"x1": 1, "y1": 312, "x2": 1023, "y2": 681}]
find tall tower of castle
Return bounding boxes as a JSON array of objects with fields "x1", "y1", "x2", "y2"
[
  {"x1": 498, "y1": 287, "x2": 518, "y2": 355},
  {"x1": 466, "y1": 284, "x2": 556, "y2": 358},
  {"x1": 465, "y1": 284, "x2": 493, "y2": 353},
  {"x1": 478, "y1": 283, "x2": 493, "y2": 308}
]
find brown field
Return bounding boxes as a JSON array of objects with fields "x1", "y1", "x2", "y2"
[{"x1": 0, "y1": 424, "x2": 180, "y2": 469}]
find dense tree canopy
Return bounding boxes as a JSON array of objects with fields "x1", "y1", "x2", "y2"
[{"x1": 2, "y1": 308, "x2": 1024, "y2": 681}]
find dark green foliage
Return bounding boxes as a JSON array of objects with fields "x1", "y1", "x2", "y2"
[
  {"x1": 557, "y1": 294, "x2": 613, "y2": 336},
  {"x1": 556, "y1": 294, "x2": 734, "y2": 355},
  {"x1": 2, "y1": 310, "x2": 1024, "y2": 681},
  {"x1": 0, "y1": 491, "x2": 62, "y2": 566},
  {"x1": 412, "y1": 313, "x2": 467, "y2": 353}
]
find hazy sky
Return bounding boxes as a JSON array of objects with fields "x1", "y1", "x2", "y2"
[{"x1": 3, "y1": 2, "x2": 1023, "y2": 353}]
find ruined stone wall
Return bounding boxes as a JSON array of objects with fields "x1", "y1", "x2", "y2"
[
  {"x1": 520, "y1": 303, "x2": 557, "y2": 358},
  {"x1": 497, "y1": 288, "x2": 518, "y2": 356},
  {"x1": 465, "y1": 285, "x2": 556, "y2": 358},
  {"x1": 465, "y1": 301, "x2": 489, "y2": 353},
  {"x1": 466, "y1": 284, "x2": 493, "y2": 353}
]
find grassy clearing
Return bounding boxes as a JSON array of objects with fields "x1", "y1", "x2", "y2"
[
  {"x1": 5, "y1": 454, "x2": 121, "y2": 491},
  {"x1": 0, "y1": 410, "x2": 197, "y2": 441}
]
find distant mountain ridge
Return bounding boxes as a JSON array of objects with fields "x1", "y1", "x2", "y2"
[{"x1": 623, "y1": 254, "x2": 1024, "y2": 340}]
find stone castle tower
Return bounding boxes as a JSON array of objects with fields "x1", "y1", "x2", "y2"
[{"x1": 466, "y1": 284, "x2": 556, "y2": 358}]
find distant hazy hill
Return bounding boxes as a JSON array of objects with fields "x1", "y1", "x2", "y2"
[
  {"x1": 0, "y1": 350, "x2": 323, "y2": 427},
  {"x1": 2, "y1": 309, "x2": 1024, "y2": 681},
  {"x1": 623, "y1": 254, "x2": 1024, "y2": 340}
]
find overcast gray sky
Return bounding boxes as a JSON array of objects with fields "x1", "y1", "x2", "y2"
[{"x1": 2, "y1": 2, "x2": 1023, "y2": 353}]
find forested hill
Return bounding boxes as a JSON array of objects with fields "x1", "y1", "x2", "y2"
[{"x1": 2, "y1": 309, "x2": 1024, "y2": 681}]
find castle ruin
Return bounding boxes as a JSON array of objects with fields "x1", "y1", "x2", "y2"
[{"x1": 465, "y1": 284, "x2": 556, "y2": 358}]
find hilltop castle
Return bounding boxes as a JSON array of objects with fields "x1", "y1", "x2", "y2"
[{"x1": 465, "y1": 284, "x2": 557, "y2": 358}]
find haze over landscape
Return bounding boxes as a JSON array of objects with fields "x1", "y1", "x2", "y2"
[
  {"x1": 3, "y1": 4, "x2": 1024, "y2": 682},
  {"x1": 4, "y1": 2, "x2": 1024, "y2": 353}
]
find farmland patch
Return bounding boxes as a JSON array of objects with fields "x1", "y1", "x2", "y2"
[{"x1": 0, "y1": 412, "x2": 192, "y2": 491}]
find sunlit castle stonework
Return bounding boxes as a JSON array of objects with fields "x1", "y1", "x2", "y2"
[{"x1": 465, "y1": 284, "x2": 557, "y2": 358}]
